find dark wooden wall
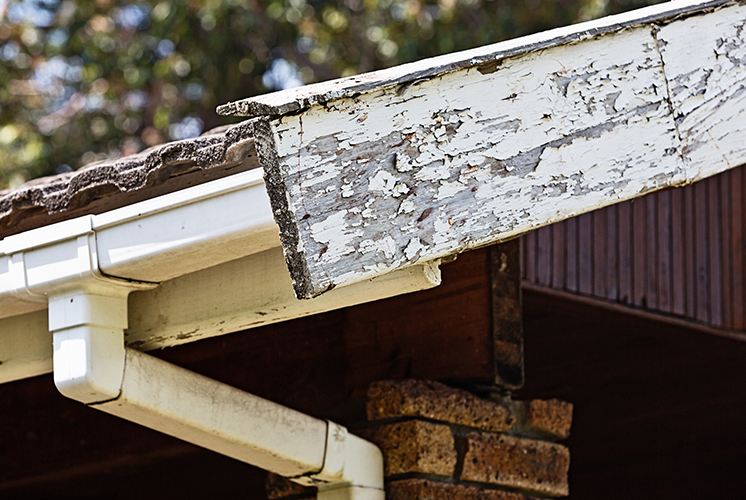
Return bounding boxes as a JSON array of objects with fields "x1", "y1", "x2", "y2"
[
  {"x1": 523, "y1": 165, "x2": 745, "y2": 332},
  {"x1": 522, "y1": 288, "x2": 746, "y2": 499}
]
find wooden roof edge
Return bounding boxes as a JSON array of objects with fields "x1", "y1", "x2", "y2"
[{"x1": 243, "y1": 1, "x2": 746, "y2": 298}]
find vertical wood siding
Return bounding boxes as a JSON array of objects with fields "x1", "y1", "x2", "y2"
[{"x1": 522, "y1": 167, "x2": 746, "y2": 332}]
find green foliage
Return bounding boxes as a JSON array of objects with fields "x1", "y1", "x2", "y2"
[{"x1": 0, "y1": 0, "x2": 659, "y2": 188}]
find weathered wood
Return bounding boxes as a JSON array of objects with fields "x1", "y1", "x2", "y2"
[
  {"x1": 217, "y1": 1, "x2": 735, "y2": 119},
  {"x1": 657, "y1": 5, "x2": 746, "y2": 181},
  {"x1": 223, "y1": 2, "x2": 746, "y2": 299},
  {"x1": 490, "y1": 240, "x2": 523, "y2": 388}
]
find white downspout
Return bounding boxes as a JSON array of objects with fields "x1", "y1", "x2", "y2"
[
  {"x1": 50, "y1": 286, "x2": 385, "y2": 499},
  {"x1": 34, "y1": 226, "x2": 384, "y2": 498}
]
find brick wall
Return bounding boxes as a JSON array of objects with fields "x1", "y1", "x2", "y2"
[{"x1": 267, "y1": 379, "x2": 572, "y2": 499}]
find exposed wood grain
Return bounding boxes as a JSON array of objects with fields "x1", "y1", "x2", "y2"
[
  {"x1": 522, "y1": 165, "x2": 746, "y2": 333},
  {"x1": 617, "y1": 202, "x2": 632, "y2": 304},
  {"x1": 656, "y1": 4, "x2": 746, "y2": 181},
  {"x1": 733, "y1": 168, "x2": 745, "y2": 330},
  {"x1": 221, "y1": 2, "x2": 746, "y2": 299},
  {"x1": 256, "y1": 25, "x2": 683, "y2": 297},
  {"x1": 218, "y1": 1, "x2": 736, "y2": 119},
  {"x1": 670, "y1": 187, "x2": 686, "y2": 316}
]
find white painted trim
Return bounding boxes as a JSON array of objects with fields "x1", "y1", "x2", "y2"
[
  {"x1": 0, "y1": 169, "x2": 275, "y2": 319},
  {"x1": 230, "y1": 1, "x2": 746, "y2": 298},
  {"x1": 0, "y1": 248, "x2": 440, "y2": 384}
]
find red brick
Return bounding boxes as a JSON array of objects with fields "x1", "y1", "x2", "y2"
[
  {"x1": 367, "y1": 379, "x2": 516, "y2": 432},
  {"x1": 461, "y1": 432, "x2": 569, "y2": 497},
  {"x1": 521, "y1": 399, "x2": 573, "y2": 440},
  {"x1": 361, "y1": 419, "x2": 456, "y2": 477},
  {"x1": 388, "y1": 478, "x2": 533, "y2": 499}
]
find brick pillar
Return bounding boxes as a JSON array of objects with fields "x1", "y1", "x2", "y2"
[
  {"x1": 364, "y1": 380, "x2": 572, "y2": 498},
  {"x1": 266, "y1": 379, "x2": 572, "y2": 499}
]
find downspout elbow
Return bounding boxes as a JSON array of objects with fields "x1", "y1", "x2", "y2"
[
  {"x1": 44, "y1": 252, "x2": 385, "y2": 498},
  {"x1": 50, "y1": 290, "x2": 129, "y2": 404},
  {"x1": 309, "y1": 422, "x2": 385, "y2": 499}
]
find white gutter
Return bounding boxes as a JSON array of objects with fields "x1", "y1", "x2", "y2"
[
  {"x1": 0, "y1": 168, "x2": 275, "y2": 320},
  {"x1": 0, "y1": 168, "x2": 420, "y2": 497}
]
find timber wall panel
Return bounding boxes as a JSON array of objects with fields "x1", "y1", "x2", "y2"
[{"x1": 523, "y1": 166, "x2": 746, "y2": 332}]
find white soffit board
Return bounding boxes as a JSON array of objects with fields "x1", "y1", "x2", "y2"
[
  {"x1": 0, "y1": 247, "x2": 440, "y2": 384},
  {"x1": 218, "y1": 1, "x2": 746, "y2": 299}
]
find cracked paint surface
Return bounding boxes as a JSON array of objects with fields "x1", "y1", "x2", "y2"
[
  {"x1": 657, "y1": 4, "x2": 746, "y2": 179},
  {"x1": 251, "y1": 3, "x2": 746, "y2": 298}
]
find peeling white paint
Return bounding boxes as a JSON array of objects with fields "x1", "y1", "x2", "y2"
[
  {"x1": 657, "y1": 4, "x2": 746, "y2": 180},
  {"x1": 242, "y1": 1, "x2": 746, "y2": 298},
  {"x1": 403, "y1": 237, "x2": 425, "y2": 260},
  {"x1": 308, "y1": 210, "x2": 361, "y2": 262}
]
